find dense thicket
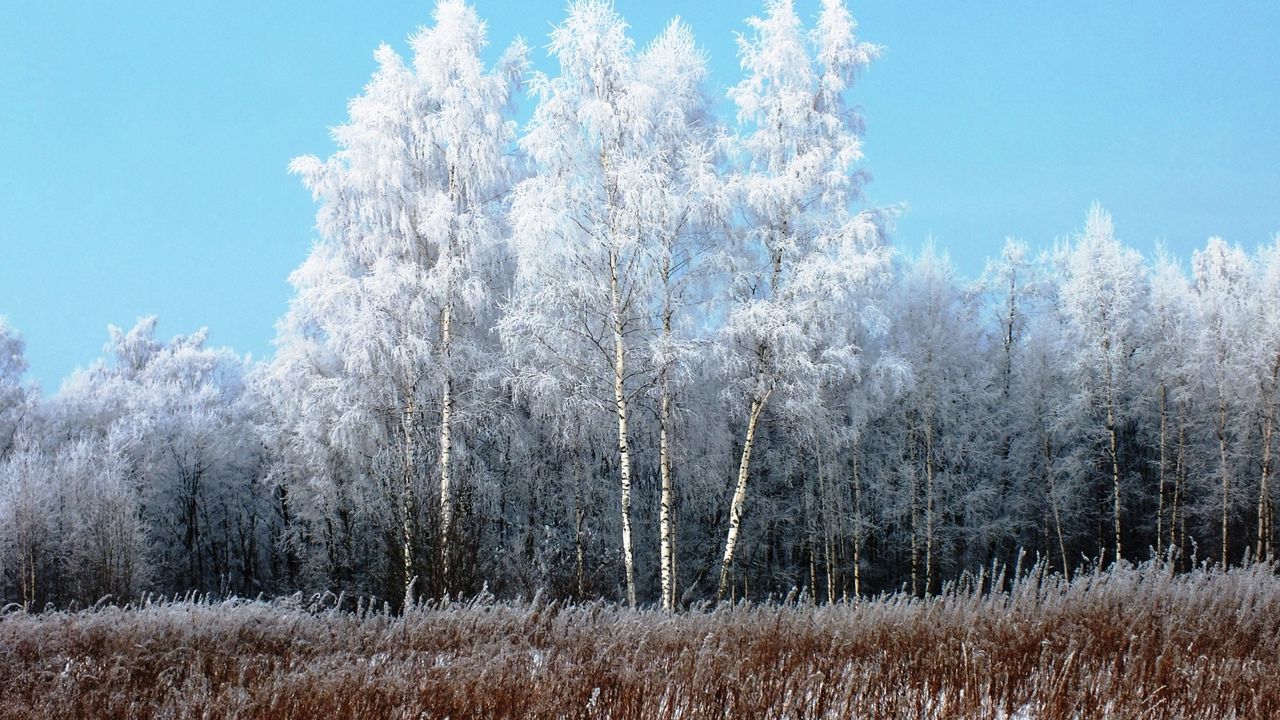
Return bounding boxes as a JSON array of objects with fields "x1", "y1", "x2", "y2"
[{"x1": 1, "y1": 0, "x2": 1277, "y2": 610}]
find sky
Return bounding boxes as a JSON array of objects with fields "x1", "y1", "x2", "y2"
[{"x1": 2, "y1": 1, "x2": 1278, "y2": 392}]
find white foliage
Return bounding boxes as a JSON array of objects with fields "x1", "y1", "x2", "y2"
[{"x1": 719, "y1": 0, "x2": 889, "y2": 418}]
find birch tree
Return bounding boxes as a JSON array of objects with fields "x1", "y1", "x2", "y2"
[
  {"x1": 1147, "y1": 250, "x2": 1198, "y2": 559},
  {"x1": 1059, "y1": 204, "x2": 1147, "y2": 565},
  {"x1": 287, "y1": 0, "x2": 524, "y2": 598},
  {"x1": 1252, "y1": 237, "x2": 1280, "y2": 559},
  {"x1": 1013, "y1": 286, "x2": 1080, "y2": 577},
  {"x1": 715, "y1": 0, "x2": 888, "y2": 599},
  {"x1": 1190, "y1": 238, "x2": 1255, "y2": 565},
  {"x1": 504, "y1": 0, "x2": 676, "y2": 607},
  {"x1": 635, "y1": 21, "x2": 721, "y2": 610}
]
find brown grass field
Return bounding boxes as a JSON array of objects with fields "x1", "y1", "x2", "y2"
[{"x1": 1, "y1": 560, "x2": 1278, "y2": 719}]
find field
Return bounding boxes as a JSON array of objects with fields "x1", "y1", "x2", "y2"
[{"x1": 2, "y1": 561, "x2": 1278, "y2": 719}]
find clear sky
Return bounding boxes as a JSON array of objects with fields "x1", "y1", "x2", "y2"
[{"x1": 2, "y1": 1, "x2": 1277, "y2": 392}]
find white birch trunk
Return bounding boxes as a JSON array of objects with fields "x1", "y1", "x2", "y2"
[
  {"x1": 1173, "y1": 412, "x2": 1187, "y2": 556},
  {"x1": 400, "y1": 396, "x2": 417, "y2": 605},
  {"x1": 1043, "y1": 429, "x2": 1069, "y2": 580},
  {"x1": 1106, "y1": 362, "x2": 1122, "y2": 564},
  {"x1": 1257, "y1": 358, "x2": 1278, "y2": 561},
  {"x1": 1218, "y1": 394, "x2": 1231, "y2": 565},
  {"x1": 1258, "y1": 415, "x2": 1273, "y2": 561},
  {"x1": 1157, "y1": 383, "x2": 1167, "y2": 557},
  {"x1": 609, "y1": 246, "x2": 637, "y2": 608},
  {"x1": 718, "y1": 386, "x2": 772, "y2": 600},
  {"x1": 573, "y1": 442, "x2": 585, "y2": 599},
  {"x1": 924, "y1": 419, "x2": 935, "y2": 595},
  {"x1": 659, "y1": 376, "x2": 674, "y2": 610},
  {"x1": 658, "y1": 251, "x2": 675, "y2": 611},
  {"x1": 438, "y1": 175, "x2": 455, "y2": 592},
  {"x1": 439, "y1": 298, "x2": 453, "y2": 591}
]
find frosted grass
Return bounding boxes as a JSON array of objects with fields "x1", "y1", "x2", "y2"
[{"x1": 1, "y1": 559, "x2": 1277, "y2": 719}]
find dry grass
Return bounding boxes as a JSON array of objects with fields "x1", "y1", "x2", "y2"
[{"x1": 2, "y1": 560, "x2": 1278, "y2": 719}]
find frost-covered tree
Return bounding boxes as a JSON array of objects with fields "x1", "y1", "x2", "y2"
[
  {"x1": 1182, "y1": 238, "x2": 1254, "y2": 563},
  {"x1": 1252, "y1": 238, "x2": 1280, "y2": 559},
  {"x1": 1189, "y1": 238, "x2": 1256, "y2": 564},
  {"x1": 52, "y1": 317, "x2": 260, "y2": 595},
  {"x1": 49, "y1": 433, "x2": 147, "y2": 604},
  {"x1": 504, "y1": 0, "x2": 696, "y2": 607},
  {"x1": 285, "y1": 0, "x2": 525, "y2": 598},
  {"x1": 633, "y1": 21, "x2": 722, "y2": 610},
  {"x1": 715, "y1": 0, "x2": 888, "y2": 599},
  {"x1": 1146, "y1": 249, "x2": 1199, "y2": 559},
  {"x1": 0, "y1": 440, "x2": 54, "y2": 607},
  {"x1": 981, "y1": 240, "x2": 1042, "y2": 541},
  {"x1": 901, "y1": 247, "x2": 994, "y2": 592},
  {"x1": 1059, "y1": 205, "x2": 1148, "y2": 564},
  {"x1": 1013, "y1": 284, "x2": 1083, "y2": 577},
  {"x1": 0, "y1": 320, "x2": 33, "y2": 460}
]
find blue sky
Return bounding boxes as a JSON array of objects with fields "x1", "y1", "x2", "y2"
[{"x1": 2, "y1": 1, "x2": 1277, "y2": 391}]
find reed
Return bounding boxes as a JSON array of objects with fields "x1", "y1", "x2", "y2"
[{"x1": 2, "y1": 560, "x2": 1277, "y2": 719}]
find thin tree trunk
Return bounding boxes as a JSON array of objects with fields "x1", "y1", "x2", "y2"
[
  {"x1": 1257, "y1": 358, "x2": 1278, "y2": 561},
  {"x1": 924, "y1": 419, "x2": 935, "y2": 596},
  {"x1": 817, "y1": 447, "x2": 836, "y2": 604},
  {"x1": 852, "y1": 452, "x2": 863, "y2": 598},
  {"x1": 401, "y1": 396, "x2": 417, "y2": 605},
  {"x1": 609, "y1": 247, "x2": 637, "y2": 608},
  {"x1": 909, "y1": 428, "x2": 921, "y2": 597},
  {"x1": 573, "y1": 442, "x2": 585, "y2": 599},
  {"x1": 718, "y1": 386, "x2": 772, "y2": 600},
  {"x1": 659, "y1": 382, "x2": 674, "y2": 610},
  {"x1": 1044, "y1": 429, "x2": 1069, "y2": 581},
  {"x1": 658, "y1": 250, "x2": 676, "y2": 611},
  {"x1": 21, "y1": 534, "x2": 36, "y2": 608},
  {"x1": 805, "y1": 449, "x2": 818, "y2": 600},
  {"x1": 438, "y1": 272, "x2": 454, "y2": 595},
  {"x1": 1218, "y1": 394, "x2": 1230, "y2": 566},
  {"x1": 1157, "y1": 383, "x2": 1167, "y2": 558},
  {"x1": 1173, "y1": 413, "x2": 1187, "y2": 561},
  {"x1": 1258, "y1": 415, "x2": 1273, "y2": 561},
  {"x1": 1106, "y1": 369, "x2": 1122, "y2": 564},
  {"x1": 438, "y1": 165, "x2": 459, "y2": 595}
]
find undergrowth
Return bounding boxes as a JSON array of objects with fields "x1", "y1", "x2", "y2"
[{"x1": 1, "y1": 560, "x2": 1277, "y2": 719}]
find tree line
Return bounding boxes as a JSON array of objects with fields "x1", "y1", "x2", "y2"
[{"x1": 1, "y1": 0, "x2": 1277, "y2": 610}]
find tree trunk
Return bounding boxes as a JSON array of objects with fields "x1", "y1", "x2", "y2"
[
  {"x1": 1218, "y1": 394, "x2": 1231, "y2": 566},
  {"x1": 573, "y1": 442, "x2": 585, "y2": 599},
  {"x1": 1258, "y1": 415, "x2": 1273, "y2": 561},
  {"x1": 1043, "y1": 429, "x2": 1069, "y2": 581},
  {"x1": 924, "y1": 419, "x2": 935, "y2": 595},
  {"x1": 852, "y1": 453, "x2": 863, "y2": 598},
  {"x1": 1172, "y1": 412, "x2": 1187, "y2": 561},
  {"x1": 438, "y1": 164, "x2": 458, "y2": 595},
  {"x1": 400, "y1": 396, "x2": 418, "y2": 605},
  {"x1": 659, "y1": 376, "x2": 675, "y2": 610},
  {"x1": 438, "y1": 273, "x2": 454, "y2": 595},
  {"x1": 609, "y1": 247, "x2": 637, "y2": 608},
  {"x1": 658, "y1": 250, "x2": 676, "y2": 611},
  {"x1": 718, "y1": 386, "x2": 772, "y2": 600},
  {"x1": 909, "y1": 429, "x2": 921, "y2": 597},
  {"x1": 1156, "y1": 383, "x2": 1167, "y2": 558},
  {"x1": 1257, "y1": 358, "x2": 1278, "y2": 561},
  {"x1": 817, "y1": 447, "x2": 836, "y2": 604},
  {"x1": 1106, "y1": 367, "x2": 1122, "y2": 564}
]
